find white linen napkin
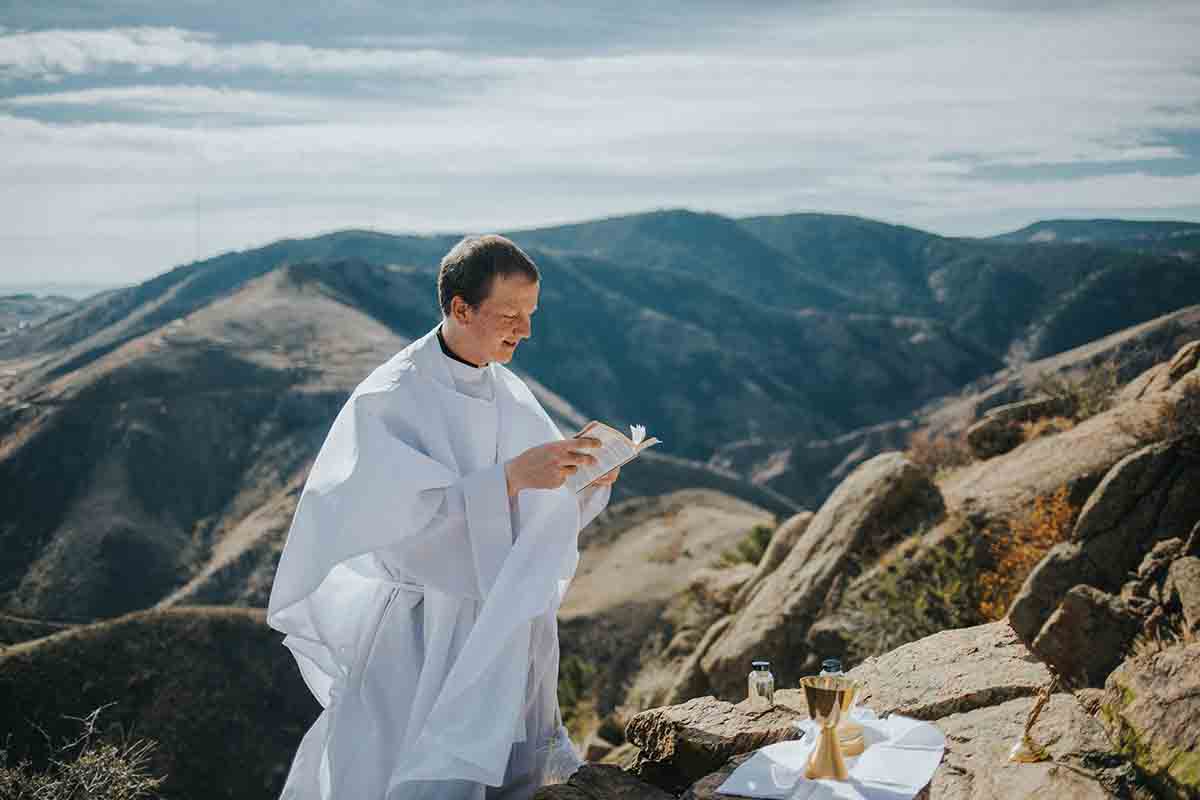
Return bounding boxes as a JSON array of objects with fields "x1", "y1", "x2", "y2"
[{"x1": 716, "y1": 713, "x2": 943, "y2": 800}]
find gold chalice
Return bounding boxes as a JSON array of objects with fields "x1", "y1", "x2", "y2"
[{"x1": 800, "y1": 675, "x2": 861, "y2": 781}]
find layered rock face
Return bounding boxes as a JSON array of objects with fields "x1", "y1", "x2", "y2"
[
  {"x1": 699, "y1": 453, "x2": 944, "y2": 697},
  {"x1": 1102, "y1": 643, "x2": 1200, "y2": 800}
]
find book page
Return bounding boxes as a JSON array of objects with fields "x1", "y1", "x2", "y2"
[{"x1": 565, "y1": 422, "x2": 659, "y2": 493}]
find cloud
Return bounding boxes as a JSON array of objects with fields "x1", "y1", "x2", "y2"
[
  {"x1": 1, "y1": 84, "x2": 329, "y2": 120},
  {"x1": 1, "y1": 3, "x2": 1200, "y2": 283},
  {"x1": 0, "y1": 26, "x2": 543, "y2": 81}
]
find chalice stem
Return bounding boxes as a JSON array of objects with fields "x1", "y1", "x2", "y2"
[{"x1": 806, "y1": 726, "x2": 849, "y2": 781}]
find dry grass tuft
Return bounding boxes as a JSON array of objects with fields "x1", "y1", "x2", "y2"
[
  {"x1": 906, "y1": 428, "x2": 974, "y2": 478},
  {"x1": 1019, "y1": 415, "x2": 1076, "y2": 443},
  {"x1": 978, "y1": 486, "x2": 1079, "y2": 620},
  {"x1": 0, "y1": 705, "x2": 165, "y2": 800},
  {"x1": 1033, "y1": 359, "x2": 1121, "y2": 422}
]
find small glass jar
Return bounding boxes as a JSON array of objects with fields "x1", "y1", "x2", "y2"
[{"x1": 748, "y1": 661, "x2": 775, "y2": 708}]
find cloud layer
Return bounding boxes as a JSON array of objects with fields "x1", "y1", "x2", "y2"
[{"x1": 2, "y1": 2, "x2": 1199, "y2": 284}]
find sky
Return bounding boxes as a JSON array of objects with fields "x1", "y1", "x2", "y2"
[{"x1": 2, "y1": 1, "x2": 1199, "y2": 286}]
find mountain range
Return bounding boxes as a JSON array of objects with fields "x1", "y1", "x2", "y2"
[{"x1": 2, "y1": 210, "x2": 1200, "y2": 623}]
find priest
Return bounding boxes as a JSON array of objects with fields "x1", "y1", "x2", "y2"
[{"x1": 266, "y1": 234, "x2": 618, "y2": 799}]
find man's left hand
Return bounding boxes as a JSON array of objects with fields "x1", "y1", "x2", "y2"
[{"x1": 591, "y1": 467, "x2": 620, "y2": 488}]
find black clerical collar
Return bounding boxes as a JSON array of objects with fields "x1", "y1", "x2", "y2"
[{"x1": 437, "y1": 325, "x2": 485, "y2": 369}]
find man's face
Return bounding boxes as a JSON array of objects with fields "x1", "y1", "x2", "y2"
[{"x1": 453, "y1": 273, "x2": 539, "y2": 365}]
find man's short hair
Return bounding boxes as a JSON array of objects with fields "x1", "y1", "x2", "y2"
[{"x1": 437, "y1": 234, "x2": 540, "y2": 316}]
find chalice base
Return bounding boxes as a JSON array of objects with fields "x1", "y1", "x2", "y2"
[
  {"x1": 1008, "y1": 734, "x2": 1049, "y2": 764},
  {"x1": 805, "y1": 728, "x2": 849, "y2": 781}
]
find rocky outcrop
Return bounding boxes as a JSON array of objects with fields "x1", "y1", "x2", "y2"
[
  {"x1": 731, "y1": 511, "x2": 814, "y2": 612},
  {"x1": 1120, "y1": 339, "x2": 1200, "y2": 401},
  {"x1": 688, "y1": 564, "x2": 756, "y2": 611},
  {"x1": 1009, "y1": 439, "x2": 1200, "y2": 645},
  {"x1": 846, "y1": 622, "x2": 1050, "y2": 719},
  {"x1": 625, "y1": 694, "x2": 806, "y2": 793},
  {"x1": 966, "y1": 395, "x2": 1076, "y2": 459},
  {"x1": 532, "y1": 765, "x2": 674, "y2": 800},
  {"x1": 1102, "y1": 643, "x2": 1200, "y2": 800},
  {"x1": 1123, "y1": 537, "x2": 1185, "y2": 601},
  {"x1": 701, "y1": 453, "x2": 944, "y2": 696},
  {"x1": 1165, "y1": 557, "x2": 1200, "y2": 634},
  {"x1": 930, "y1": 693, "x2": 1138, "y2": 800},
  {"x1": 663, "y1": 616, "x2": 733, "y2": 706},
  {"x1": 622, "y1": 621, "x2": 1141, "y2": 799},
  {"x1": 1030, "y1": 586, "x2": 1143, "y2": 687}
]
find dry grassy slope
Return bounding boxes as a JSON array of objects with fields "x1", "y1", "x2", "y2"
[
  {"x1": 557, "y1": 489, "x2": 775, "y2": 724},
  {"x1": 0, "y1": 270, "x2": 406, "y2": 621},
  {"x1": 561, "y1": 489, "x2": 774, "y2": 620},
  {"x1": 0, "y1": 605, "x2": 316, "y2": 800}
]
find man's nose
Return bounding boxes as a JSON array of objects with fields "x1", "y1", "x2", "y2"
[{"x1": 516, "y1": 316, "x2": 532, "y2": 338}]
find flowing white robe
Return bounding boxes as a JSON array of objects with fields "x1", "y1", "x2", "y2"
[{"x1": 266, "y1": 325, "x2": 610, "y2": 799}]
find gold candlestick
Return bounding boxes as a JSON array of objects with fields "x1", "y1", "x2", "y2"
[{"x1": 800, "y1": 676, "x2": 861, "y2": 781}]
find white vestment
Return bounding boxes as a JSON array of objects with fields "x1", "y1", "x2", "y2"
[{"x1": 266, "y1": 325, "x2": 610, "y2": 799}]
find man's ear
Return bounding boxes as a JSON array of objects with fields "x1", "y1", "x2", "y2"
[{"x1": 450, "y1": 295, "x2": 472, "y2": 324}]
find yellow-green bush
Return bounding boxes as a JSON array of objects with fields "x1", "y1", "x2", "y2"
[{"x1": 978, "y1": 486, "x2": 1078, "y2": 620}]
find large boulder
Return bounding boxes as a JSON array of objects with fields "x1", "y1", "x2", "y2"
[
  {"x1": 1030, "y1": 586, "x2": 1143, "y2": 687},
  {"x1": 1102, "y1": 643, "x2": 1200, "y2": 800},
  {"x1": 701, "y1": 453, "x2": 944, "y2": 697},
  {"x1": 1165, "y1": 557, "x2": 1200, "y2": 634},
  {"x1": 688, "y1": 564, "x2": 757, "y2": 612},
  {"x1": 1120, "y1": 339, "x2": 1200, "y2": 401},
  {"x1": 624, "y1": 693, "x2": 806, "y2": 793},
  {"x1": 930, "y1": 693, "x2": 1138, "y2": 799},
  {"x1": 731, "y1": 511, "x2": 814, "y2": 612},
  {"x1": 532, "y1": 764, "x2": 673, "y2": 800},
  {"x1": 664, "y1": 615, "x2": 733, "y2": 706},
  {"x1": 966, "y1": 395, "x2": 1076, "y2": 459},
  {"x1": 1009, "y1": 440, "x2": 1200, "y2": 644},
  {"x1": 845, "y1": 622, "x2": 1051, "y2": 719}
]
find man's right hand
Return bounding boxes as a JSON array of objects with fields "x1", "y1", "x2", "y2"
[{"x1": 505, "y1": 437, "x2": 601, "y2": 497}]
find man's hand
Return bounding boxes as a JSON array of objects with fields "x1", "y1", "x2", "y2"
[
  {"x1": 505, "y1": 437, "x2": 601, "y2": 497},
  {"x1": 589, "y1": 466, "x2": 620, "y2": 488}
]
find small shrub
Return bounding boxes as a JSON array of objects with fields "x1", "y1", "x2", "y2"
[
  {"x1": 844, "y1": 523, "x2": 987, "y2": 662},
  {"x1": 978, "y1": 486, "x2": 1078, "y2": 620},
  {"x1": 713, "y1": 524, "x2": 775, "y2": 568},
  {"x1": 0, "y1": 706, "x2": 165, "y2": 800},
  {"x1": 559, "y1": 655, "x2": 599, "y2": 740},
  {"x1": 1033, "y1": 359, "x2": 1121, "y2": 422},
  {"x1": 906, "y1": 428, "x2": 973, "y2": 477},
  {"x1": 648, "y1": 534, "x2": 686, "y2": 564},
  {"x1": 1019, "y1": 415, "x2": 1076, "y2": 443}
]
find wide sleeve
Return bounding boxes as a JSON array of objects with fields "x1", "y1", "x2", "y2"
[
  {"x1": 577, "y1": 482, "x2": 612, "y2": 530},
  {"x1": 375, "y1": 462, "x2": 513, "y2": 597},
  {"x1": 266, "y1": 383, "x2": 499, "y2": 709}
]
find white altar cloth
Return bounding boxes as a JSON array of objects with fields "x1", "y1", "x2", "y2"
[{"x1": 716, "y1": 711, "x2": 945, "y2": 800}]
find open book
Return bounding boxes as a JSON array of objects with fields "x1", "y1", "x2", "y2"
[{"x1": 566, "y1": 421, "x2": 661, "y2": 493}]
